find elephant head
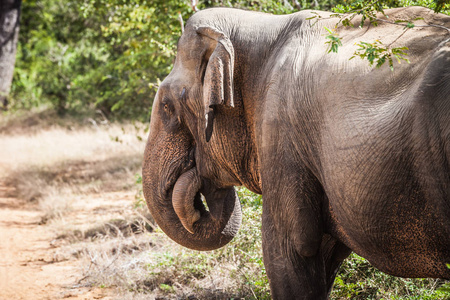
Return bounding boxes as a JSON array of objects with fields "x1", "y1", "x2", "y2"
[{"x1": 142, "y1": 15, "x2": 260, "y2": 251}]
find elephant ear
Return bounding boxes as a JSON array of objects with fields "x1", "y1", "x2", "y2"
[{"x1": 196, "y1": 26, "x2": 235, "y2": 142}]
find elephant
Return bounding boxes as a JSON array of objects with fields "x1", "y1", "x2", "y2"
[{"x1": 142, "y1": 6, "x2": 450, "y2": 299}]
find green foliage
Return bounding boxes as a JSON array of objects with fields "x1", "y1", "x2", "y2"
[
  {"x1": 327, "y1": 0, "x2": 450, "y2": 70},
  {"x1": 12, "y1": 0, "x2": 93, "y2": 113},
  {"x1": 332, "y1": 0, "x2": 386, "y2": 27},
  {"x1": 332, "y1": 253, "x2": 450, "y2": 299},
  {"x1": 438, "y1": 264, "x2": 450, "y2": 293},
  {"x1": 77, "y1": 0, "x2": 193, "y2": 119},
  {"x1": 232, "y1": 188, "x2": 269, "y2": 298},
  {"x1": 202, "y1": 0, "x2": 345, "y2": 12},
  {"x1": 398, "y1": 0, "x2": 450, "y2": 13},
  {"x1": 12, "y1": 0, "x2": 186, "y2": 118},
  {"x1": 351, "y1": 40, "x2": 410, "y2": 71},
  {"x1": 325, "y1": 26, "x2": 343, "y2": 53}
]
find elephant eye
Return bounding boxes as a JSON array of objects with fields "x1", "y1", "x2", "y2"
[
  {"x1": 159, "y1": 98, "x2": 180, "y2": 132},
  {"x1": 161, "y1": 98, "x2": 174, "y2": 115}
]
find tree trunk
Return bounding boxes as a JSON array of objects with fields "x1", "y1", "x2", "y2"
[{"x1": 0, "y1": 0, "x2": 21, "y2": 110}]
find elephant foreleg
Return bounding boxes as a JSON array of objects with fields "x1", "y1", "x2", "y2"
[
  {"x1": 262, "y1": 220, "x2": 326, "y2": 299},
  {"x1": 260, "y1": 164, "x2": 350, "y2": 299},
  {"x1": 262, "y1": 216, "x2": 351, "y2": 300}
]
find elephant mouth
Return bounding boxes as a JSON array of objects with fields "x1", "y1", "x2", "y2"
[
  {"x1": 161, "y1": 147, "x2": 196, "y2": 196},
  {"x1": 157, "y1": 145, "x2": 208, "y2": 234}
]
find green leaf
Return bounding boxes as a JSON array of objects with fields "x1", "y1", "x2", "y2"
[
  {"x1": 406, "y1": 22, "x2": 415, "y2": 29},
  {"x1": 324, "y1": 26, "x2": 334, "y2": 34}
]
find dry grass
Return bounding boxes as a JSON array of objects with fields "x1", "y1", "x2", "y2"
[
  {"x1": 0, "y1": 108, "x2": 145, "y2": 218},
  {"x1": 71, "y1": 188, "x2": 268, "y2": 299}
]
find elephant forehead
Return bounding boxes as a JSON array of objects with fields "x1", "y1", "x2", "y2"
[
  {"x1": 172, "y1": 58, "x2": 199, "y2": 80},
  {"x1": 170, "y1": 48, "x2": 207, "y2": 86},
  {"x1": 177, "y1": 30, "x2": 206, "y2": 60}
]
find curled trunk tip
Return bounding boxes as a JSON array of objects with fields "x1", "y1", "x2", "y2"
[{"x1": 172, "y1": 168, "x2": 202, "y2": 234}]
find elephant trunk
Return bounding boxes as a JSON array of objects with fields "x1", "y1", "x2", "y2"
[
  {"x1": 143, "y1": 159, "x2": 242, "y2": 251},
  {"x1": 172, "y1": 168, "x2": 202, "y2": 234}
]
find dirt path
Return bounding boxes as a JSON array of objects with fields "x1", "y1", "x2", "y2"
[{"x1": 0, "y1": 183, "x2": 112, "y2": 300}]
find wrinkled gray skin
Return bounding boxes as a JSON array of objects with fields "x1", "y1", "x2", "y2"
[{"x1": 143, "y1": 6, "x2": 450, "y2": 299}]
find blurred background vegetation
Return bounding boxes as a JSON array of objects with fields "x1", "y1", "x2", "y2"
[{"x1": 10, "y1": 0, "x2": 449, "y2": 121}]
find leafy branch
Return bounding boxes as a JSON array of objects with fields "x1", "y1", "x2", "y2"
[
  {"x1": 350, "y1": 40, "x2": 409, "y2": 71},
  {"x1": 379, "y1": 17, "x2": 450, "y2": 33},
  {"x1": 325, "y1": 26, "x2": 342, "y2": 53},
  {"x1": 331, "y1": 0, "x2": 386, "y2": 28},
  {"x1": 313, "y1": 0, "x2": 450, "y2": 71}
]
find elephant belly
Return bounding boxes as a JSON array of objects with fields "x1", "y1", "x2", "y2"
[
  {"x1": 319, "y1": 75, "x2": 450, "y2": 278},
  {"x1": 321, "y1": 143, "x2": 450, "y2": 278},
  {"x1": 327, "y1": 188, "x2": 450, "y2": 279}
]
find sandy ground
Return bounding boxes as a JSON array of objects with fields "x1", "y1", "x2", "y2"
[
  {"x1": 0, "y1": 183, "x2": 114, "y2": 300},
  {"x1": 0, "y1": 112, "x2": 147, "y2": 299}
]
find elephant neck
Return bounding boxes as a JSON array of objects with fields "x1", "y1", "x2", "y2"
[{"x1": 228, "y1": 15, "x2": 308, "y2": 195}]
